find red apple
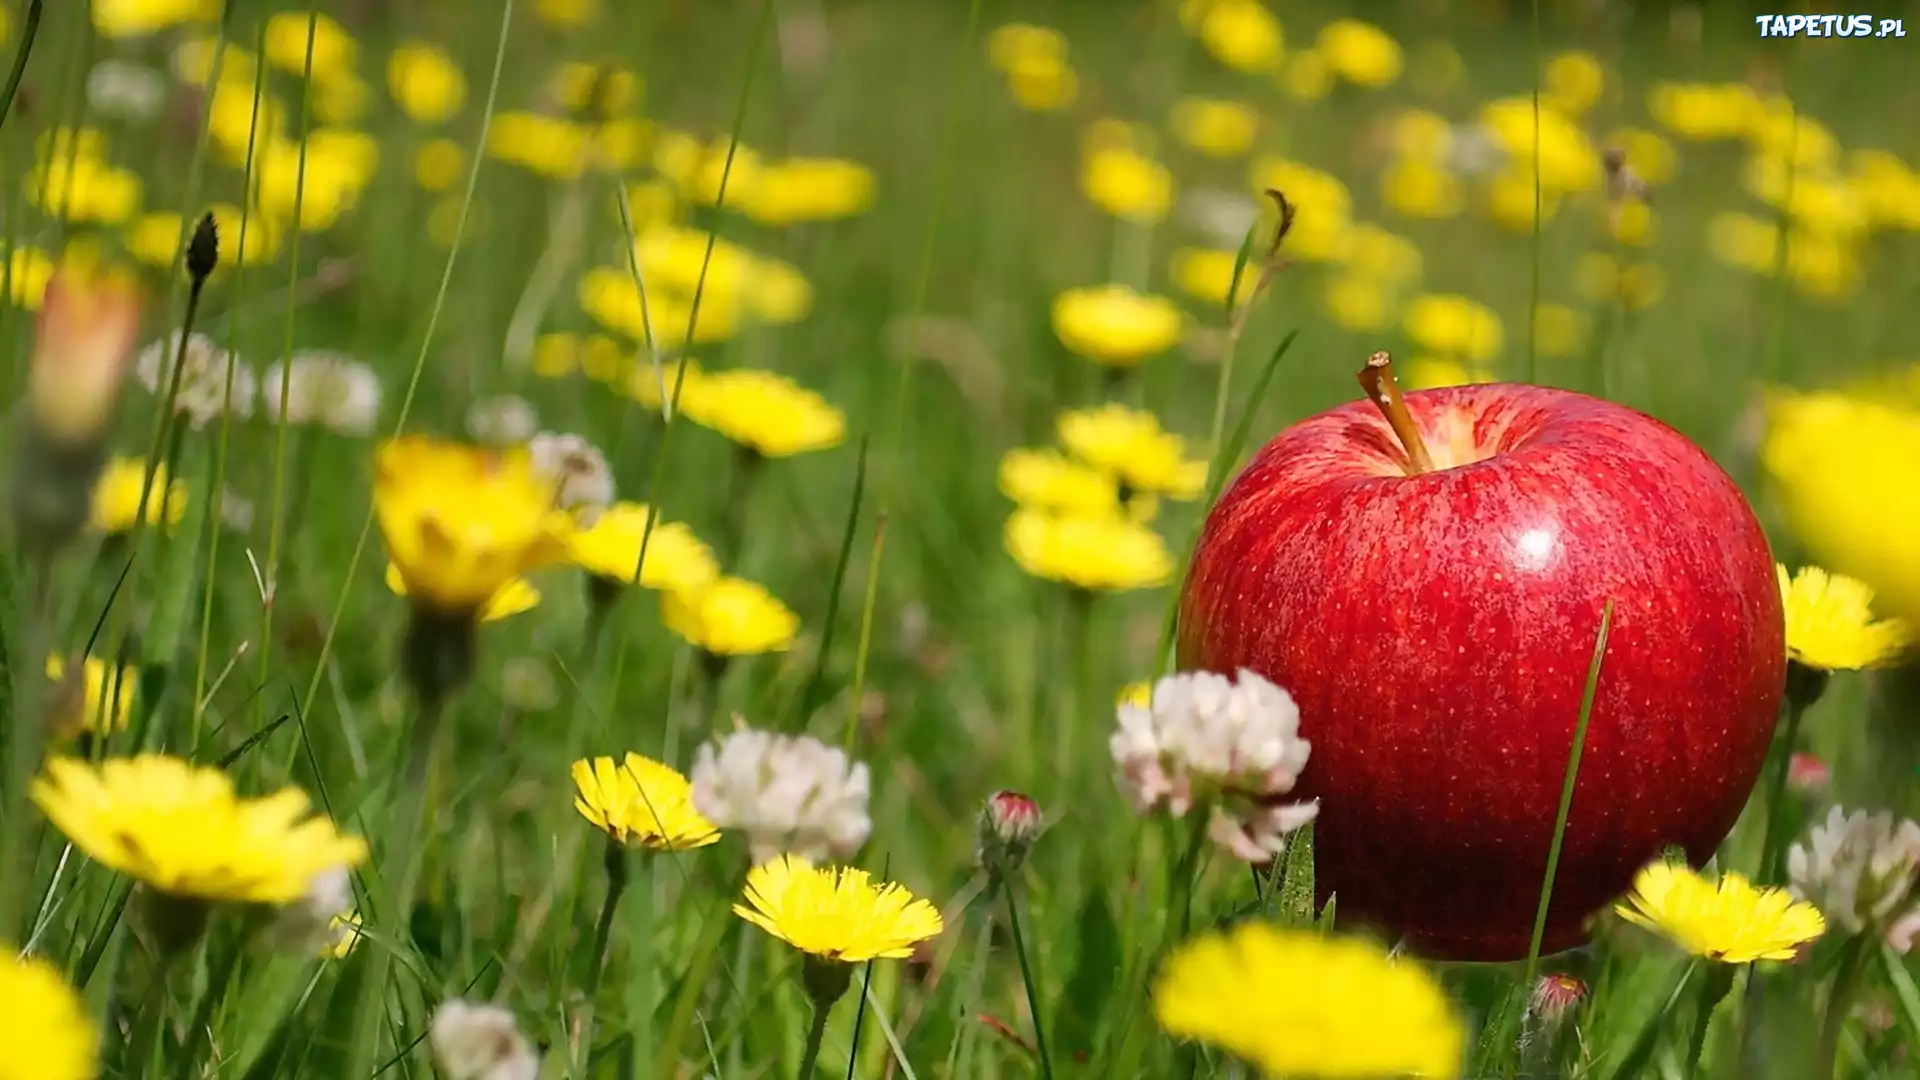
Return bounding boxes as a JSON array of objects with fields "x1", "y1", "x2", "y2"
[{"x1": 1178, "y1": 365, "x2": 1783, "y2": 962}]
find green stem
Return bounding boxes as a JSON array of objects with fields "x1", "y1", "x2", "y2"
[
  {"x1": 1817, "y1": 936, "x2": 1872, "y2": 1080},
  {"x1": 998, "y1": 872, "x2": 1056, "y2": 1080},
  {"x1": 797, "y1": 996, "x2": 833, "y2": 1080},
  {"x1": 129, "y1": 947, "x2": 183, "y2": 1080},
  {"x1": 1059, "y1": 588, "x2": 1095, "y2": 786},
  {"x1": 947, "y1": 909, "x2": 995, "y2": 1080},
  {"x1": 578, "y1": 837, "x2": 628, "y2": 1067},
  {"x1": 1170, "y1": 812, "x2": 1209, "y2": 942},
  {"x1": 0, "y1": 0, "x2": 41, "y2": 135},
  {"x1": 1682, "y1": 962, "x2": 1736, "y2": 1080},
  {"x1": 625, "y1": 853, "x2": 658, "y2": 1080},
  {"x1": 1608, "y1": 959, "x2": 1699, "y2": 1080},
  {"x1": 173, "y1": 934, "x2": 246, "y2": 1080},
  {"x1": 1757, "y1": 696, "x2": 1810, "y2": 884}
]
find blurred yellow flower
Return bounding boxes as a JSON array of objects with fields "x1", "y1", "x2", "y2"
[
  {"x1": 323, "y1": 912, "x2": 360, "y2": 959},
  {"x1": 0, "y1": 950, "x2": 97, "y2": 1080},
  {"x1": 1615, "y1": 860, "x2": 1824, "y2": 963},
  {"x1": 1777, "y1": 564, "x2": 1913, "y2": 672},
  {"x1": 1389, "y1": 109, "x2": 1453, "y2": 161},
  {"x1": 536, "y1": 0, "x2": 600, "y2": 26},
  {"x1": 93, "y1": 0, "x2": 217, "y2": 39},
  {"x1": 1052, "y1": 285, "x2": 1183, "y2": 367},
  {"x1": 1706, "y1": 211, "x2": 1778, "y2": 273},
  {"x1": 1404, "y1": 294, "x2": 1502, "y2": 361},
  {"x1": 1607, "y1": 127, "x2": 1677, "y2": 186},
  {"x1": 1170, "y1": 97, "x2": 1258, "y2": 159},
  {"x1": 744, "y1": 158, "x2": 876, "y2": 226},
  {"x1": 264, "y1": 11, "x2": 357, "y2": 77},
  {"x1": 1005, "y1": 507, "x2": 1172, "y2": 591},
  {"x1": 736, "y1": 854, "x2": 944, "y2": 962},
  {"x1": 679, "y1": 368, "x2": 845, "y2": 458},
  {"x1": 34, "y1": 753, "x2": 367, "y2": 904},
  {"x1": 1381, "y1": 159, "x2": 1463, "y2": 219},
  {"x1": 1480, "y1": 98, "x2": 1601, "y2": 194},
  {"x1": 1342, "y1": 224, "x2": 1422, "y2": 283},
  {"x1": 999, "y1": 448, "x2": 1123, "y2": 517},
  {"x1": 1850, "y1": 149, "x2": 1920, "y2": 231},
  {"x1": 1609, "y1": 200, "x2": 1655, "y2": 246},
  {"x1": 1005, "y1": 51, "x2": 1078, "y2": 111},
  {"x1": 128, "y1": 205, "x2": 280, "y2": 268},
  {"x1": 384, "y1": 564, "x2": 540, "y2": 624},
  {"x1": 1170, "y1": 248, "x2": 1256, "y2": 309},
  {"x1": 655, "y1": 131, "x2": 763, "y2": 208},
  {"x1": 1118, "y1": 681, "x2": 1152, "y2": 709},
  {"x1": 573, "y1": 753, "x2": 720, "y2": 851},
  {"x1": 374, "y1": 435, "x2": 565, "y2": 619},
  {"x1": 172, "y1": 36, "x2": 256, "y2": 88},
  {"x1": 662, "y1": 576, "x2": 799, "y2": 656},
  {"x1": 29, "y1": 155, "x2": 142, "y2": 225},
  {"x1": 388, "y1": 41, "x2": 467, "y2": 123},
  {"x1": 313, "y1": 73, "x2": 370, "y2": 125},
  {"x1": 1316, "y1": 18, "x2": 1401, "y2": 88},
  {"x1": 1746, "y1": 104, "x2": 1839, "y2": 172},
  {"x1": 1532, "y1": 304, "x2": 1588, "y2": 359},
  {"x1": 93, "y1": 457, "x2": 186, "y2": 533},
  {"x1": 550, "y1": 62, "x2": 641, "y2": 115},
  {"x1": 1183, "y1": 0, "x2": 1284, "y2": 74},
  {"x1": 1785, "y1": 231, "x2": 1860, "y2": 301},
  {"x1": 254, "y1": 136, "x2": 376, "y2": 233},
  {"x1": 203, "y1": 79, "x2": 285, "y2": 169},
  {"x1": 45, "y1": 653, "x2": 138, "y2": 736},
  {"x1": 1082, "y1": 147, "x2": 1174, "y2": 223},
  {"x1": 564, "y1": 502, "x2": 719, "y2": 593},
  {"x1": 1280, "y1": 48, "x2": 1332, "y2": 101},
  {"x1": 1249, "y1": 158, "x2": 1352, "y2": 257},
  {"x1": 987, "y1": 23, "x2": 1069, "y2": 70},
  {"x1": 1648, "y1": 81, "x2": 1758, "y2": 142},
  {"x1": 623, "y1": 357, "x2": 704, "y2": 409},
  {"x1": 1575, "y1": 254, "x2": 1663, "y2": 311},
  {"x1": 1543, "y1": 51, "x2": 1605, "y2": 116},
  {"x1": 1323, "y1": 275, "x2": 1392, "y2": 332},
  {"x1": 1742, "y1": 159, "x2": 1869, "y2": 239},
  {"x1": 414, "y1": 138, "x2": 465, "y2": 192},
  {"x1": 579, "y1": 269, "x2": 740, "y2": 348},
  {"x1": 1401, "y1": 357, "x2": 1494, "y2": 391},
  {"x1": 6, "y1": 246, "x2": 56, "y2": 310},
  {"x1": 488, "y1": 111, "x2": 592, "y2": 180},
  {"x1": 1762, "y1": 389, "x2": 1920, "y2": 618},
  {"x1": 1058, "y1": 403, "x2": 1206, "y2": 499},
  {"x1": 1157, "y1": 924, "x2": 1464, "y2": 1078}
]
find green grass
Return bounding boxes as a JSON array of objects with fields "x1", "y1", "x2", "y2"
[{"x1": 3, "y1": 0, "x2": 1920, "y2": 1077}]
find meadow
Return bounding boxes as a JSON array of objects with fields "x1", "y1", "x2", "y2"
[{"x1": 4, "y1": 0, "x2": 1920, "y2": 1078}]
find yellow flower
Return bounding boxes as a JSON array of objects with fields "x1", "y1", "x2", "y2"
[
  {"x1": 487, "y1": 111, "x2": 592, "y2": 180},
  {"x1": 536, "y1": 0, "x2": 600, "y2": 26},
  {"x1": 1316, "y1": 18, "x2": 1401, "y2": 88},
  {"x1": 1532, "y1": 304, "x2": 1588, "y2": 359},
  {"x1": 1479, "y1": 98, "x2": 1602, "y2": 194},
  {"x1": 549, "y1": 62, "x2": 641, "y2": 115},
  {"x1": 29, "y1": 155, "x2": 142, "y2": 225},
  {"x1": 578, "y1": 269, "x2": 741, "y2": 348},
  {"x1": 1785, "y1": 232, "x2": 1860, "y2": 302},
  {"x1": 1706, "y1": 211, "x2": 1779, "y2": 274},
  {"x1": 33, "y1": 754, "x2": 367, "y2": 904},
  {"x1": 654, "y1": 132, "x2": 764, "y2": 208},
  {"x1": 679, "y1": 368, "x2": 845, "y2": 458},
  {"x1": 1648, "y1": 80, "x2": 1759, "y2": 142},
  {"x1": 1170, "y1": 248, "x2": 1257, "y2": 309},
  {"x1": 373, "y1": 435, "x2": 565, "y2": 618},
  {"x1": 1777, "y1": 564, "x2": 1913, "y2": 671},
  {"x1": 92, "y1": 0, "x2": 217, "y2": 39},
  {"x1": 1170, "y1": 97, "x2": 1259, "y2": 159},
  {"x1": 1323, "y1": 275, "x2": 1392, "y2": 332},
  {"x1": 1608, "y1": 127, "x2": 1677, "y2": 186},
  {"x1": 735, "y1": 854, "x2": 944, "y2": 962},
  {"x1": 662, "y1": 576, "x2": 800, "y2": 656},
  {"x1": 1342, "y1": 224, "x2": 1422, "y2": 283},
  {"x1": 1544, "y1": 50, "x2": 1605, "y2": 116},
  {"x1": 6, "y1": 246, "x2": 56, "y2": 310},
  {"x1": 572, "y1": 753, "x2": 720, "y2": 851},
  {"x1": 1484, "y1": 168, "x2": 1562, "y2": 233},
  {"x1": 171, "y1": 35, "x2": 256, "y2": 88},
  {"x1": 93, "y1": 457, "x2": 187, "y2": 533},
  {"x1": 383, "y1": 564, "x2": 539, "y2": 623},
  {"x1": 1081, "y1": 147, "x2": 1174, "y2": 223},
  {"x1": 46, "y1": 653, "x2": 138, "y2": 736},
  {"x1": 1401, "y1": 357, "x2": 1494, "y2": 391},
  {"x1": 1404, "y1": 294, "x2": 1502, "y2": 361},
  {"x1": 1381, "y1": 159, "x2": 1463, "y2": 219},
  {"x1": 1058, "y1": 404, "x2": 1207, "y2": 499},
  {"x1": 388, "y1": 42, "x2": 467, "y2": 123},
  {"x1": 1609, "y1": 201, "x2": 1656, "y2": 246},
  {"x1": 0, "y1": 949, "x2": 97, "y2": 1080},
  {"x1": 414, "y1": 138, "x2": 465, "y2": 192},
  {"x1": 623, "y1": 358, "x2": 705, "y2": 409},
  {"x1": 127, "y1": 205, "x2": 281, "y2": 268},
  {"x1": 1248, "y1": 158, "x2": 1353, "y2": 259},
  {"x1": 564, "y1": 502, "x2": 719, "y2": 593},
  {"x1": 987, "y1": 23, "x2": 1068, "y2": 70},
  {"x1": 1615, "y1": 860, "x2": 1825, "y2": 963},
  {"x1": 1052, "y1": 285, "x2": 1183, "y2": 367},
  {"x1": 1004, "y1": 508, "x2": 1173, "y2": 591},
  {"x1": 1004, "y1": 51, "x2": 1078, "y2": 112},
  {"x1": 1762, "y1": 390, "x2": 1920, "y2": 619},
  {"x1": 1575, "y1": 254, "x2": 1664, "y2": 311},
  {"x1": 743, "y1": 158, "x2": 875, "y2": 226},
  {"x1": 255, "y1": 135, "x2": 377, "y2": 233},
  {"x1": 999, "y1": 448, "x2": 1123, "y2": 517},
  {"x1": 264, "y1": 11, "x2": 357, "y2": 77},
  {"x1": 323, "y1": 911, "x2": 360, "y2": 959},
  {"x1": 1118, "y1": 681, "x2": 1152, "y2": 709},
  {"x1": 1154, "y1": 922, "x2": 1464, "y2": 1079},
  {"x1": 1183, "y1": 0, "x2": 1284, "y2": 75}
]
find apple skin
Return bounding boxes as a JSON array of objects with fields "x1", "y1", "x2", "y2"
[{"x1": 1178, "y1": 383, "x2": 1783, "y2": 962}]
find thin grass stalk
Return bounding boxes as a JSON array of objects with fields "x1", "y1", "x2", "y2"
[
  {"x1": 842, "y1": 956, "x2": 879, "y2": 1080},
  {"x1": 1604, "y1": 958, "x2": 1698, "y2": 1080},
  {"x1": 842, "y1": 514, "x2": 887, "y2": 751},
  {"x1": 577, "y1": 837, "x2": 628, "y2": 1070},
  {"x1": 1817, "y1": 935, "x2": 1873, "y2": 1080},
  {"x1": 0, "y1": 0, "x2": 42, "y2": 136},
  {"x1": 998, "y1": 873, "x2": 1055, "y2": 1080}
]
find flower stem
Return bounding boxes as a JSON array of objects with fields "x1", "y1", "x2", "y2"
[
  {"x1": 1756, "y1": 695, "x2": 1810, "y2": 883},
  {"x1": 0, "y1": 0, "x2": 43, "y2": 136},
  {"x1": 998, "y1": 871, "x2": 1056, "y2": 1080},
  {"x1": 1817, "y1": 935, "x2": 1872, "y2": 1080},
  {"x1": 1170, "y1": 812, "x2": 1210, "y2": 942},
  {"x1": 1356, "y1": 351, "x2": 1435, "y2": 475},
  {"x1": 578, "y1": 836, "x2": 629, "y2": 1067},
  {"x1": 129, "y1": 947, "x2": 183, "y2": 1080},
  {"x1": 797, "y1": 995, "x2": 833, "y2": 1080},
  {"x1": 625, "y1": 852, "x2": 658, "y2": 1080},
  {"x1": 1682, "y1": 961, "x2": 1736, "y2": 1079}
]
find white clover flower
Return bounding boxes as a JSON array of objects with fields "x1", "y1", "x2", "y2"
[
  {"x1": 467, "y1": 395, "x2": 539, "y2": 447},
  {"x1": 429, "y1": 1000, "x2": 541, "y2": 1080},
  {"x1": 262, "y1": 351, "x2": 383, "y2": 436},
  {"x1": 690, "y1": 724, "x2": 872, "y2": 864},
  {"x1": 267, "y1": 864, "x2": 354, "y2": 956},
  {"x1": 529, "y1": 430, "x2": 615, "y2": 521},
  {"x1": 1111, "y1": 668, "x2": 1318, "y2": 863},
  {"x1": 86, "y1": 60, "x2": 167, "y2": 121},
  {"x1": 1789, "y1": 806, "x2": 1920, "y2": 943},
  {"x1": 136, "y1": 332, "x2": 255, "y2": 428}
]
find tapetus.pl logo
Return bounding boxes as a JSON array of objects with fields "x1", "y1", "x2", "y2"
[{"x1": 1755, "y1": 13, "x2": 1906, "y2": 37}]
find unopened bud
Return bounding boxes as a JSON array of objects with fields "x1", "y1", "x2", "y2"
[
  {"x1": 1526, "y1": 973, "x2": 1587, "y2": 1028},
  {"x1": 187, "y1": 211, "x2": 220, "y2": 282},
  {"x1": 1787, "y1": 752, "x2": 1830, "y2": 795},
  {"x1": 27, "y1": 269, "x2": 141, "y2": 447},
  {"x1": 979, "y1": 790, "x2": 1042, "y2": 874}
]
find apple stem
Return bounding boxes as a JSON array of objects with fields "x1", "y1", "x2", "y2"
[{"x1": 1357, "y1": 351, "x2": 1436, "y2": 475}]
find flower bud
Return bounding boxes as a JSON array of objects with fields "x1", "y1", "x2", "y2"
[
  {"x1": 978, "y1": 789, "x2": 1042, "y2": 874},
  {"x1": 1787, "y1": 752, "x2": 1831, "y2": 795},
  {"x1": 28, "y1": 269, "x2": 141, "y2": 447},
  {"x1": 1526, "y1": 972, "x2": 1587, "y2": 1028}
]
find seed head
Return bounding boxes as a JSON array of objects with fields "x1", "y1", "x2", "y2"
[{"x1": 187, "y1": 211, "x2": 220, "y2": 282}]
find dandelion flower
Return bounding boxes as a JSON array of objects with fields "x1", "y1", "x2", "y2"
[
  {"x1": 1081, "y1": 147, "x2": 1174, "y2": 223},
  {"x1": 384, "y1": 565, "x2": 539, "y2": 624},
  {"x1": 1543, "y1": 50, "x2": 1605, "y2": 116},
  {"x1": 134, "y1": 331, "x2": 256, "y2": 427},
  {"x1": 998, "y1": 448, "x2": 1122, "y2": 517},
  {"x1": 1004, "y1": 508, "x2": 1173, "y2": 592},
  {"x1": 1170, "y1": 97, "x2": 1259, "y2": 159},
  {"x1": 430, "y1": 1000, "x2": 541, "y2": 1080},
  {"x1": 1111, "y1": 669, "x2": 1318, "y2": 862},
  {"x1": 1183, "y1": 0, "x2": 1284, "y2": 74},
  {"x1": 1777, "y1": 564, "x2": 1913, "y2": 671},
  {"x1": 528, "y1": 431, "x2": 615, "y2": 521},
  {"x1": 33, "y1": 753, "x2": 366, "y2": 904},
  {"x1": 0, "y1": 949, "x2": 98, "y2": 1080},
  {"x1": 744, "y1": 158, "x2": 876, "y2": 226},
  {"x1": 1005, "y1": 52, "x2": 1078, "y2": 111},
  {"x1": 1403, "y1": 294, "x2": 1503, "y2": 361},
  {"x1": 691, "y1": 726, "x2": 871, "y2": 863},
  {"x1": 92, "y1": 457, "x2": 188, "y2": 533},
  {"x1": 373, "y1": 436, "x2": 567, "y2": 618},
  {"x1": 1154, "y1": 922, "x2": 1463, "y2": 1079},
  {"x1": 264, "y1": 11, "x2": 357, "y2": 77},
  {"x1": 662, "y1": 577, "x2": 800, "y2": 656},
  {"x1": 1052, "y1": 285, "x2": 1183, "y2": 367},
  {"x1": 45, "y1": 653, "x2": 138, "y2": 736},
  {"x1": 1789, "y1": 806, "x2": 1920, "y2": 946},
  {"x1": 262, "y1": 351, "x2": 383, "y2": 435},
  {"x1": 679, "y1": 369, "x2": 846, "y2": 458},
  {"x1": 572, "y1": 753, "x2": 720, "y2": 851},
  {"x1": 1615, "y1": 860, "x2": 1825, "y2": 963},
  {"x1": 1317, "y1": 18, "x2": 1402, "y2": 88},
  {"x1": 1401, "y1": 357, "x2": 1494, "y2": 391},
  {"x1": 1057, "y1": 403, "x2": 1208, "y2": 499},
  {"x1": 388, "y1": 41, "x2": 466, "y2": 124},
  {"x1": 1169, "y1": 248, "x2": 1259, "y2": 308},
  {"x1": 735, "y1": 854, "x2": 943, "y2": 962},
  {"x1": 563, "y1": 502, "x2": 719, "y2": 593},
  {"x1": 1117, "y1": 681, "x2": 1152, "y2": 709},
  {"x1": 414, "y1": 138, "x2": 465, "y2": 192}
]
